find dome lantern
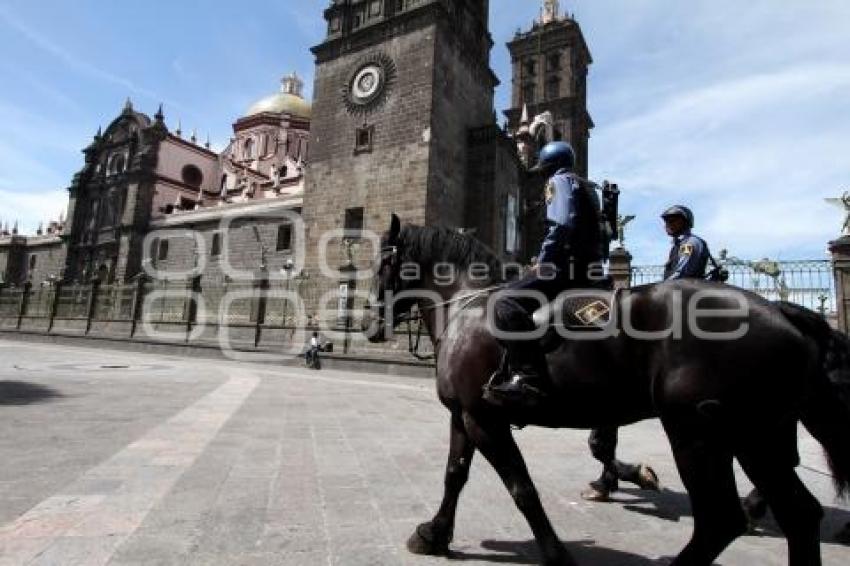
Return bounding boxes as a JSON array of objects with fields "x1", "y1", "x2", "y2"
[
  {"x1": 281, "y1": 72, "x2": 304, "y2": 97},
  {"x1": 244, "y1": 72, "x2": 311, "y2": 119}
]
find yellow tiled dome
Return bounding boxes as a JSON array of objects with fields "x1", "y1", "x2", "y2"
[{"x1": 245, "y1": 72, "x2": 311, "y2": 119}]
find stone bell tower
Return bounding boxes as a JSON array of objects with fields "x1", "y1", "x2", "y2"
[
  {"x1": 504, "y1": 0, "x2": 593, "y2": 178},
  {"x1": 302, "y1": 0, "x2": 500, "y2": 302}
]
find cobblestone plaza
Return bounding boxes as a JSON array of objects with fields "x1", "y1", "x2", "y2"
[{"x1": 0, "y1": 339, "x2": 848, "y2": 565}]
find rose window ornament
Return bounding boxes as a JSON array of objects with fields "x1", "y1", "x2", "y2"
[{"x1": 342, "y1": 53, "x2": 397, "y2": 115}]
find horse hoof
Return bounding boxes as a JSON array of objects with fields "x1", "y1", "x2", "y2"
[
  {"x1": 580, "y1": 485, "x2": 611, "y2": 502},
  {"x1": 407, "y1": 521, "x2": 451, "y2": 556},
  {"x1": 637, "y1": 464, "x2": 661, "y2": 491}
]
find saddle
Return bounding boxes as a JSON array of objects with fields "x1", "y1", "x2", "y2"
[{"x1": 532, "y1": 289, "x2": 615, "y2": 331}]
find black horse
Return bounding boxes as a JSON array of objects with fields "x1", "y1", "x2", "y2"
[{"x1": 362, "y1": 215, "x2": 850, "y2": 566}]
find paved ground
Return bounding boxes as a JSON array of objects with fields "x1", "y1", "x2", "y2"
[{"x1": 0, "y1": 340, "x2": 848, "y2": 566}]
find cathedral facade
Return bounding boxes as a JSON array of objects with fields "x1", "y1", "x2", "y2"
[{"x1": 0, "y1": 0, "x2": 592, "y2": 329}]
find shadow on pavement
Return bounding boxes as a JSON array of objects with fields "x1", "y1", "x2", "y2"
[
  {"x1": 616, "y1": 486, "x2": 850, "y2": 545},
  {"x1": 448, "y1": 538, "x2": 662, "y2": 565},
  {"x1": 0, "y1": 381, "x2": 63, "y2": 405}
]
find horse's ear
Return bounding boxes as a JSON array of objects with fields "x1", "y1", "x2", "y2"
[{"x1": 389, "y1": 214, "x2": 401, "y2": 244}]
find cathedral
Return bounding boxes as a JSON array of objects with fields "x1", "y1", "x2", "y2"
[{"x1": 0, "y1": 0, "x2": 592, "y2": 326}]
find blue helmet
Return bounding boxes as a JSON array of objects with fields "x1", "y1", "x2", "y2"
[
  {"x1": 661, "y1": 205, "x2": 695, "y2": 229},
  {"x1": 530, "y1": 141, "x2": 576, "y2": 173}
]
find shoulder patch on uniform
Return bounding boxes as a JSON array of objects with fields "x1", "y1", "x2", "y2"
[
  {"x1": 679, "y1": 243, "x2": 694, "y2": 256},
  {"x1": 544, "y1": 181, "x2": 555, "y2": 205}
]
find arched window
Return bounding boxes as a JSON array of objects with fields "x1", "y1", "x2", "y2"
[
  {"x1": 181, "y1": 164, "x2": 203, "y2": 188},
  {"x1": 243, "y1": 138, "x2": 254, "y2": 159},
  {"x1": 108, "y1": 153, "x2": 125, "y2": 175}
]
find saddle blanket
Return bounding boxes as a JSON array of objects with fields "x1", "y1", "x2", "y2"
[{"x1": 532, "y1": 290, "x2": 614, "y2": 329}]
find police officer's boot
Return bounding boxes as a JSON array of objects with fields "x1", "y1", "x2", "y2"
[{"x1": 483, "y1": 342, "x2": 549, "y2": 409}]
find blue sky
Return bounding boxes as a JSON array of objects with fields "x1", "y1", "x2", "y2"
[{"x1": 0, "y1": 0, "x2": 849, "y2": 264}]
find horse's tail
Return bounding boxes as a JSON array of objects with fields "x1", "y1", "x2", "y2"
[{"x1": 777, "y1": 301, "x2": 850, "y2": 497}]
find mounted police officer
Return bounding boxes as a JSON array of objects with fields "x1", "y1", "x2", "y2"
[
  {"x1": 484, "y1": 141, "x2": 604, "y2": 408},
  {"x1": 583, "y1": 204, "x2": 712, "y2": 501},
  {"x1": 661, "y1": 205, "x2": 710, "y2": 280}
]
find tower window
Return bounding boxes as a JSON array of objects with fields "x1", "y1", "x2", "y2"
[
  {"x1": 547, "y1": 53, "x2": 561, "y2": 72},
  {"x1": 276, "y1": 223, "x2": 293, "y2": 252},
  {"x1": 524, "y1": 59, "x2": 537, "y2": 77},
  {"x1": 353, "y1": 7, "x2": 365, "y2": 28},
  {"x1": 158, "y1": 239, "x2": 169, "y2": 261},
  {"x1": 29, "y1": 255, "x2": 37, "y2": 270},
  {"x1": 243, "y1": 138, "x2": 254, "y2": 159},
  {"x1": 522, "y1": 84, "x2": 536, "y2": 105},
  {"x1": 211, "y1": 232, "x2": 222, "y2": 257},
  {"x1": 344, "y1": 207, "x2": 364, "y2": 239},
  {"x1": 505, "y1": 195, "x2": 518, "y2": 254},
  {"x1": 354, "y1": 126, "x2": 374, "y2": 154},
  {"x1": 546, "y1": 77, "x2": 561, "y2": 100}
]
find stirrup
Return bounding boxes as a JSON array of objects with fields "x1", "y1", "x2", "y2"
[{"x1": 486, "y1": 350, "x2": 510, "y2": 389}]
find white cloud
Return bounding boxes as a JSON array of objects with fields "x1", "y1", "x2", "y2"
[{"x1": 0, "y1": 188, "x2": 67, "y2": 234}]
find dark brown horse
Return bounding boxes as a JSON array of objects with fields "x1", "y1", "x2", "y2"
[{"x1": 362, "y1": 215, "x2": 850, "y2": 566}]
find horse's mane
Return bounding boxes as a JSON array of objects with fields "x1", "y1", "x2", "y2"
[{"x1": 398, "y1": 224, "x2": 506, "y2": 284}]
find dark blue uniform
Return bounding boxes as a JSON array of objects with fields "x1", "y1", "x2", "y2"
[
  {"x1": 491, "y1": 169, "x2": 602, "y2": 377},
  {"x1": 485, "y1": 139, "x2": 603, "y2": 405},
  {"x1": 664, "y1": 232, "x2": 710, "y2": 280}
]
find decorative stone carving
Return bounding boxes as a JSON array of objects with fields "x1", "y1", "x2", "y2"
[{"x1": 342, "y1": 53, "x2": 397, "y2": 115}]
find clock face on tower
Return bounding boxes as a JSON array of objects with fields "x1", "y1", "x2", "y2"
[
  {"x1": 351, "y1": 65, "x2": 383, "y2": 104},
  {"x1": 342, "y1": 53, "x2": 397, "y2": 115}
]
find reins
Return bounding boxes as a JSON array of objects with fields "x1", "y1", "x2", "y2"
[{"x1": 399, "y1": 285, "x2": 503, "y2": 361}]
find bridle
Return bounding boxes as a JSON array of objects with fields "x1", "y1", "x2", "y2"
[{"x1": 371, "y1": 244, "x2": 502, "y2": 361}]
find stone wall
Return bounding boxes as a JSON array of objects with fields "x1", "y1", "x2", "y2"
[
  {"x1": 148, "y1": 213, "x2": 300, "y2": 285},
  {"x1": 21, "y1": 238, "x2": 66, "y2": 285},
  {"x1": 465, "y1": 126, "x2": 523, "y2": 261},
  {"x1": 303, "y1": 21, "x2": 440, "y2": 322},
  {"x1": 424, "y1": 19, "x2": 496, "y2": 229}
]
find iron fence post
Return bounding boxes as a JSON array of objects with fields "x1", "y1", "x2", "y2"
[
  {"x1": 85, "y1": 278, "x2": 101, "y2": 335},
  {"x1": 829, "y1": 236, "x2": 850, "y2": 334},
  {"x1": 185, "y1": 275, "x2": 201, "y2": 342},
  {"x1": 254, "y1": 268, "x2": 269, "y2": 348},
  {"x1": 129, "y1": 275, "x2": 147, "y2": 338},
  {"x1": 17, "y1": 281, "x2": 31, "y2": 329},
  {"x1": 47, "y1": 281, "x2": 63, "y2": 333}
]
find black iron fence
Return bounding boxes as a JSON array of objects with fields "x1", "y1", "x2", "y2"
[
  {"x1": 631, "y1": 259, "x2": 835, "y2": 313},
  {"x1": 0, "y1": 275, "x2": 372, "y2": 351},
  {"x1": 0, "y1": 257, "x2": 836, "y2": 347}
]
